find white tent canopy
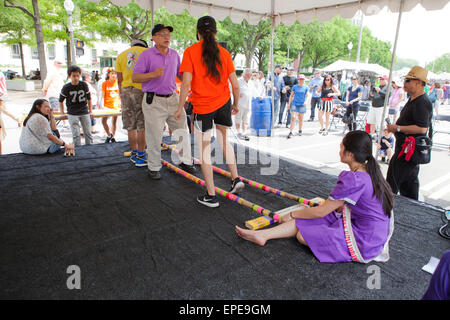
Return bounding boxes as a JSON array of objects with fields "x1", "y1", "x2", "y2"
[
  {"x1": 320, "y1": 59, "x2": 390, "y2": 76},
  {"x1": 95, "y1": 0, "x2": 449, "y2": 26},
  {"x1": 88, "y1": 0, "x2": 449, "y2": 138}
]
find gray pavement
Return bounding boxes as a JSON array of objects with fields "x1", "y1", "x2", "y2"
[{"x1": 2, "y1": 87, "x2": 450, "y2": 211}]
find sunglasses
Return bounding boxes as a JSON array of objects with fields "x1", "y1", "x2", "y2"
[{"x1": 325, "y1": 78, "x2": 331, "y2": 81}]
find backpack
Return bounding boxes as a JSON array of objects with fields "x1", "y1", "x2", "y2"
[{"x1": 428, "y1": 89, "x2": 437, "y2": 103}]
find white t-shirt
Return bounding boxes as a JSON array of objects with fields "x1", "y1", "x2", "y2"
[
  {"x1": 19, "y1": 113, "x2": 52, "y2": 154},
  {"x1": 251, "y1": 78, "x2": 266, "y2": 97},
  {"x1": 43, "y1": 68, "x2": 65, "y2": 99},
  {"x1": 87, "y1": 82, "x2": 98, "y2": 106},
  {"x1": 238, "y1": 77, "x2": 251, "y2": 110}
]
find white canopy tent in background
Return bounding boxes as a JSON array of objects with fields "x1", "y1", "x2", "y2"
[
  {"x1": 321, "y1": 59, "x2": 390, "y2": 76},
  {"x1": 89, "y1": 0, "x2": 449, "y2": 139}
]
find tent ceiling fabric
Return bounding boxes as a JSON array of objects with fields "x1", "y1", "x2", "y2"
[{"x1": 95, "y1": 0, "x2": 449, "y2": 25}]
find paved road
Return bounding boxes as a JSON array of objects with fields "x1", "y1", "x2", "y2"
[
  {"x1": 227, "y1": 102, "x2": 450, "y2": 211},
  {"x1": 2, "y1": 88, "x2": 450, "y2": 211}
]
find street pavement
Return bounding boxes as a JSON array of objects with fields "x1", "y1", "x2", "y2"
[{"x1": 2, "y1": 87, "x2": 450, "y2": 211}]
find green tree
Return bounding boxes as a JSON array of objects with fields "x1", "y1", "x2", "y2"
[
  {"x1": 394, "y1": 57, "x2": 420, "y2": 71},
  {"x1": 219, "y1": 18, "x2": 270, "y2": 68},
  {"x1": 4, "y1": 0, "x2": 48, "y2": 81},
  {"x1": 426, "y1": 53, "x2": 450, "y2": 73},
  {"x1": 0, "y1": 1, "x2": 34, "y2": 76},
  {"x1": 367, "y1": 37, "x2": 392, "y2": 68}
]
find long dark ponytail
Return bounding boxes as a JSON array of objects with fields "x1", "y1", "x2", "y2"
[
  {"x1": 197, "y1": 16, "x2": 221, "y2": 83},
  {"x1": 23, "y1": 99, "x2": 49, "y2": 127},
  {"x1": 342, "y1": 130, "x2": 394, "y2": 217}
]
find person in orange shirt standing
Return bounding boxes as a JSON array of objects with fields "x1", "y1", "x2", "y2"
[
  {"x1": 175, "y1": 16, "x2": 244, "y2": 208},
  {"x1": 101, "y1": 68, "x2": 121, "y2": 143}
]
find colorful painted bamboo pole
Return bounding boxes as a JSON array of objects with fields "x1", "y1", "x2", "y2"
[
  {"x1": 162, "y1": 143, "x2": 322, "y2": 207},
  {"x1": 245, "y1": 197, "x2": 325, "y2": 230},
  {"x1": 161, "y1": 159, "x2": 282, "y2": 222}
]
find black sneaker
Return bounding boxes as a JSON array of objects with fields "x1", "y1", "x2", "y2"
[
  {"x1": 287, "y1": 132, "x2": 293, "y2": 139},
  {"x1": 298, "y1": 130, "x2": 302, "y2": 136},
  {"x1": 197, "y1": 193, "x2": 219, "y2": 208},
  {"x1": 110, "y1": 135, "x2": 116, "y2": 143},
  {"x1": 105, "y1": 135, "x2": 112, "y2": 143},
  {"x1": 381, "y1": 156, "x2": 386, "y2": 163},
  {"x1": 148, "y1": 170, "x2": 161, "y2": 180},
  {"x1": 179, "y1": 162, "x2": 196, "y2": 174},
  {"x1": 229, "y1": 177, "x2": 245, "y2": 194}
]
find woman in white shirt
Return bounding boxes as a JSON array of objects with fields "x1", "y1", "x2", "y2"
[{"x1": 20, "y1": 99, "x2": 74, "y2": 155}]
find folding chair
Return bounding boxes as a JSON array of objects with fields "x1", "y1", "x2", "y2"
[
  {"x1": 328, "y1": 105, "x2": 345, "y2": 131},
  {"x1": 354, "y1": 101, "x2": 371, "y2": 131}
]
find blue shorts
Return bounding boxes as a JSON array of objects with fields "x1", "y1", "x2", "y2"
[{"x1": 291, "y1": 105, "x2": 306, "y2": 114}]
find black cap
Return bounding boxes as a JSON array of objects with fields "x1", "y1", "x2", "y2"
[
  {"x1": 151, "y1": 24, "x2": 174, "y2": 36},
  {"x1": 197, "y1": 16, "x2": 217, "y2": 31},
  {"x1": 275, "y1": 64, "x2": 282, "y2": 69}
]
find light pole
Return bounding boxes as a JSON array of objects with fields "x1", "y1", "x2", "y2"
[
  {"x1": 64, "y1": 0, "x2": 76, "y2": 66},
  {"x1": 347, "y1": 42, "x2": 353, "y2": 61}
]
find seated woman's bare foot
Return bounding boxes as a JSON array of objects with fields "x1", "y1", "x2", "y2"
[{"x1": 235, "y1": 226, "x2": 267, "y2": 246}]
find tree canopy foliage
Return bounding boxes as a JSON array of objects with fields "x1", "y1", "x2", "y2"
[{"x1": 1, "y1": 0, "x2": 398, "y2": 75}]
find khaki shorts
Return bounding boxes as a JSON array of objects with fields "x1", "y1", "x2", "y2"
[{"x1": 121, "y1": 86, "x2": 145, "y2": 131}]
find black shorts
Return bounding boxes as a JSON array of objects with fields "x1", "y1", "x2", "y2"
[{"x1": 193, "y1": 99, "x2": 232, "y2": 133}]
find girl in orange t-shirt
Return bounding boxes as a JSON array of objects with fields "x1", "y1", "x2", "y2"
[
  {"x1": 176, "y1": 16, "x2": 244, "y2": 208},
  {"x1": 101, "y1": 68, "x2": 121, "y2": 143}
]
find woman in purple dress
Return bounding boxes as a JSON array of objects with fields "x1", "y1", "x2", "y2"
[{"x1": 235, "y1": 130, "x2": 394, "y2": 263}]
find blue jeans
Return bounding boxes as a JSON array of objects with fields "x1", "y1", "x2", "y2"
[
  {"x1": 310, "y1": 97, "x2": 321, "y2": 119},
  {"x1": 279, "y1": 99, "x2": 291, "y2": 125},
  {"x1": 47, "y1": 130, "x2": 62, "y2": 154}
]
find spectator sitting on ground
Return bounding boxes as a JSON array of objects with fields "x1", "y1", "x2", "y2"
[
  {"x1": 19, "y1": 99, "x2": 74, "y2": 155},
  {"x1": 376, "y1": 128, "x2": 394, "y2": 164}
]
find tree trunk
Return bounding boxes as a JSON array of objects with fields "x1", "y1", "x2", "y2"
[
  {"x1": 66, "y1": 40, "x2": 72, "y2": 67},
  {"x1": 297, "y1": 50, "x2": 304, "y2": 73},
  {"x1": 18, "y1": 42, "x2": 26, "y2": 77},
  {"x1": 31, "y1": 0, "x2": 47, "y2": 84}
]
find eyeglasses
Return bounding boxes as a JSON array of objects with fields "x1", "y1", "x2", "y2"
[
  {"x1": 155, "y1": 33, "x2": 171, "y2": 38},
  {"x1": 325, "y1": 78, "x2": 331, "y2": 81}
]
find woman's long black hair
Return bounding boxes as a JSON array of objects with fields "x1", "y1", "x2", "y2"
[
  {"x1": 23, "y1": 99, "x2": 48, "y2": 127},
  {"x1": 197, "y1": 16, "x2": 222, "y2": 83},
  {"x1": 342, "y1": 130, "x2": 394, "y2": 217}
]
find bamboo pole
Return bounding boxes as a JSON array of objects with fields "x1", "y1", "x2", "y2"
[
  {"x1": 161, "y1": 143, "x2": 322, "y2": 207},
  {"x1": 161, "y1": 159, "x2": 281, "y2": 222}
]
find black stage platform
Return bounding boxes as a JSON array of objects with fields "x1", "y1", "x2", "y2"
[{"x1": 0, "y1": 139, "x2": 448, "y2": 299}]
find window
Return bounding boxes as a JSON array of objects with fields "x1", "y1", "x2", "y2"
[
  {"x1": 11, "y1": 44, "x2": 20, "y2": 59},
  {"x1": 31, "y1": 47, "x2": 38, "y2": 59},
  {"x1": 91, "y1": 48, "x2": 97, "y2": 61},
  {"x1": 102, "y1": 49, "x2": 107, "y2": 57},
  {"x1": 47, "y1": 44, "x2": 55, "y2": 60}
]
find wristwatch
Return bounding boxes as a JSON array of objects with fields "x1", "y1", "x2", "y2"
[
  {"x1": 396, "y1": 126, "x2": 401, "y2": 133},
  {"x1": 61, "y1": 141, "x2": 66, "y2": 147}
]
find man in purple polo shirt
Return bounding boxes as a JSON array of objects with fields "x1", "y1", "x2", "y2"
[{"x1": 133, "y1": 24, "x2": 195, "y2": 180}]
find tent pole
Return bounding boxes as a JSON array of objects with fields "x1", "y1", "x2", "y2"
[
  {"x1": 269, "y1": 0, "x2": 275, "y2": 136},
  {"x1": 150, "y1": 0, "x2": 154, "y2": 47},
  {"x1": 377, "y1": 0, "x2": 404, "y2": 147}
]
